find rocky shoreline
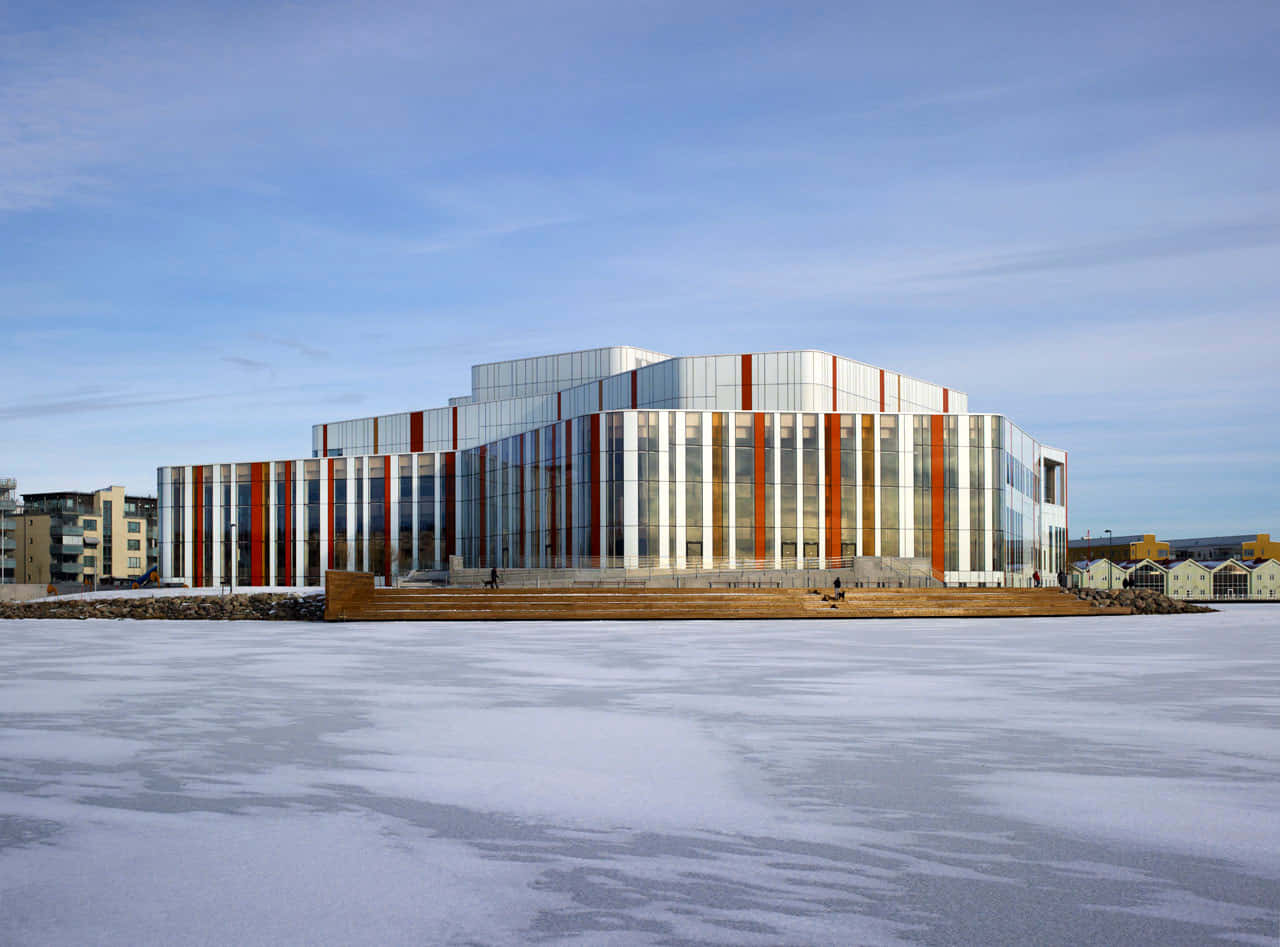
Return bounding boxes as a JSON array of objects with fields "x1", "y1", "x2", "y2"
[
  {"x1": 1071, "y1": 587, "x2": 1215, "y2": 614},
  {"x1": 0, "y1": 593, "x2": 326, "y2": 622}
]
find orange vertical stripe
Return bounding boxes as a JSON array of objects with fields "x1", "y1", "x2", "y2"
[
  {"x1": 879, "y1": 370, "x2": 885, "y2": 412},
  {"x1": 831, "y1": 354, "x2": 838, "y2": 411},
  {"x1": 753, "y1": 413, "x2": 765, "y2": 562},
  {"x1": 741, "y1": 354, "x2": 752, "y2": 410},
  {"x1": 373, "y1": 418, "x2": 379, "y2": 455},
  {"x1": 943, "y1": 388, "x2": 949, "y2": 412},
  {"x1": 931, "y1": 414, "x2": 944, "y2": 576}
]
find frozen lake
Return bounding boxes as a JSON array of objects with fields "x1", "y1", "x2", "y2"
[{"x1": 1, "y1": 609, "x2": 1276, "y2": 946}]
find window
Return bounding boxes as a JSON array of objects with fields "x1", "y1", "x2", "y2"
[
  {"x1": 128, "y1": 557, "x2": 141, "y2": 569},
  {"x1": 83, "y1": 519, "x2": 97, "y2": 531},
  {"x1": 128, "y1": 521, "x2": 140, "y2": 533},
  {"x1": 127, "y1": 539, "x2": 141, "y2": 550}
]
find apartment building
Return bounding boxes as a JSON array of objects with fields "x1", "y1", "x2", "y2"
[{"x1": 17, "y1": 486, "x2": 158, "y2": 586}]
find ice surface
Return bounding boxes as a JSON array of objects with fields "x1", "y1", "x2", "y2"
[{"x1": 0, "y1": 607, "x2": 1277, "y2": 945}]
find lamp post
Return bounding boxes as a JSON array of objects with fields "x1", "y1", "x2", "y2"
[{"x1": 1105, "y1": 529, "x2": 1113, "y2": 589}]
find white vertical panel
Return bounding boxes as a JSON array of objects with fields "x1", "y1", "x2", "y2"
[
  {"x1": 772, "y1": 412, "x2": 781, "y2": 568},
  {"x1": 675, "y1": 411, "x2": 686, "y2": 570},
  {"x1": 411, "y1": 454, "x2": 419, "y2": 573},
  {"x1": 182, "y1": 465, "x2": 193, "y2": 582},
  {"x1": 727, "y1": 412, "x2": 735, "y2": 568},
  {"x1": 658, "y1": 412, "x2": 669, "y2": 568},
  {"x1": 435, "y1": 453, "x2": 443, "y2": 569},
  {"x1": 958, "y1": 419, "x2": 970, "y2": 574},
  {"x1": 347, "y1": 460, "x2": 356, "y2": 572},
  {"x1": 623, "y1": 411, "x2": 638, "y2": 569},
  {"x1": 268, "y1": 462, "x2": 276, "y2": 586},
  {"x1": 900, "y1": 416, "x2": 913, "y2": 559},
  {"x1": 318, "y1": 459, "x2": 327, "y2": 586},
  {"x1": 873, "y1": 416, "x2": 882, "y2": 558},
  {"x1": 211, "y1": 465, "x2": 222, "y2": 586},
  {"x1": 793, "y1": 412, "x2": 802, "y2": 568},
  {"x1": 390, "y1": 455, "x2": 399, "y2": 582},
  {"x1": 159, "y1": 467, "x2": 173, "y2": 581},
  {"x1": 702, "y1": 411, "x2": 713, "y2": 568},
  {"x1": 985, "y1": 420, "x2": 995, "y2": 577},
  {"x1": 817, "y1": 416, "x2": 825, "y2": 564},
  {"x1": 852, "y1": 413, "x2": 861, "y2": 562},
  {"x1": 295, "y1": 462, "x2": 305, "y2": 586}
]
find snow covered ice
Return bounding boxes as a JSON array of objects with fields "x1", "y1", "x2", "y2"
[{"x1": 0, "y1": 608, "x2": 1277, "y2": 945}]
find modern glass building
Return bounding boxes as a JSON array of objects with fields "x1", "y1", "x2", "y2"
[{"x1": 157, "y1": 347, "x2": 1068, "y2": 587}]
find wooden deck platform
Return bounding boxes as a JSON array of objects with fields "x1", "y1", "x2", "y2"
[{"x1": 324, "y1": 573, "x2": 1130, "y2": 621}]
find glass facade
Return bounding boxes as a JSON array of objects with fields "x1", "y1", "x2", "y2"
[{"x1": 161, "y1": 411, "x2": 1066, "y2": 588}]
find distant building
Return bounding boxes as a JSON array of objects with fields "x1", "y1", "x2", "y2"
[
  {"x1": 17, "y1": 486, "x2": 158, "y2": 586},
  {"x1": 0, "y1": 477, "x2": 15, "y2": 583},
  {"x1": 1069, "y1": 532, "x2": 1275, "y2": 564}
]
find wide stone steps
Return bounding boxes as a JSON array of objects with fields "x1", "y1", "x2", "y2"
[{"x1": 325, "y1": 576, "x2": 1128, "y2": 621}]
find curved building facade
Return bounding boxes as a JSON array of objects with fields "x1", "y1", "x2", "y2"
[{"x1": 157, "y1": 347, "x2": 1067, "y2": 587}]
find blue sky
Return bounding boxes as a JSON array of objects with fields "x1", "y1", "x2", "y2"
[{"x1": 1, "y1": 0, "x2": 1276, "y2": 538}]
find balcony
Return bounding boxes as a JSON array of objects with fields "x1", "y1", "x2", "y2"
[
  {"x1": 49, "y1": 543, "x2": 84, "y2": 557},
  {"x1": 51, "y1": 524, "x2": 84, "y2": 539}
]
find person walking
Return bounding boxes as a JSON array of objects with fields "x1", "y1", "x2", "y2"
[
  {"x1": 1033, "y1": 570, "x2": 1041, "y2": 588},
  {"x1": 488, "y1": 566, "x2": 500, "y2": 589}
]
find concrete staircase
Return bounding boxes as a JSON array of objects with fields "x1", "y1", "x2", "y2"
[{"x1": 325, "y1": 574, "x2": 1128, "y2": 621}]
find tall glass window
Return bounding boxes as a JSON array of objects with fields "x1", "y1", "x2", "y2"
[
  {"x1": 369, "y1": 459, "x2": 385, "y2": 578},
  {"x1": 304, "y1": 460, "x2": 320, "y2": 585},
  {"x1": 734, "y1": 414, "x2": 754, "y2": 562},
  {"x1": 417, "y1": 454, "x2": 436, "y2": 571},
  {"x1": 685, "y1": 415, "x2": 703, "y2": 562},
  {"x1": 839, "y1": 416, "x2": 857, "y2": 559},
  {"x1": 880, "y1": 417, "x2": 899, "y2": 558},
  {"x1": 779, "y1": 414, "x2": 797, "y2": 563},
  {"x1": 332, "y1": 460, "x2": 348, "y2": 571},
  {"x1": 802, "y1": 414, "x2": 819, "y2": 564}
]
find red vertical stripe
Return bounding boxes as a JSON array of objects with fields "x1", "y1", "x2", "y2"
[
  {"x1": 597, "y1": 379, "x2": 603, "y2": 410},
  {"x1": 753, "y1": 414, "x2": 765, "y2": 562},
  {"x1": 831, "y1": 355, "x2": 838, "y2": 411},
  {"x1": 826, "y1": 414, "x2": 841, "y2": 566},
  {"x1": 564, "y1": 422, "x2": 573, "y2": 566},
  {"x1": 931, "y1": 415, "x2": 944, "y2": 577},
  {"x1": 879, "y1": 370, "x2": 885, "y2": 412},
  {"x1": 383, "y1": 456, "x2": 391, "y2": 585},
  {"x1": 373, "y1": 418, "x2": 379, "y2": 455},
  {"x1": 322, "y1": 424, "x2": 328, "y2": 457},
  {"x1": 193, "y1": 466, "x2": 204, "y2": 587},
  {"x1": 410, "y1": 411, "x2": 424, "y2": 453},
  {"x1": 451, "y1": 406, "x2": 458, "y2": 451},
  {"x1": 741, "y1": 354, "x2": 752, "y2": 410},
  {"x1": 943, "y1": 388, "x2": 949, "y2": 412},
  {"x1": 327, "y1": 458, "x2": 335, "y2": 571},
  {"x1": 630, "y1": 370, "x2": 637, "y2": 409},
  {"x1": 250, "y1": 463, "x2": 263, "y2": 586},
  {"x1": 589, "y1": 414, "x2": 600, "y2": 562},
  {"x1": 557, "y1": 391, "x2": 562, "y2": 420},
  {"x1": 444, "y1": 453, "x2": 456, "y2": 559}
]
